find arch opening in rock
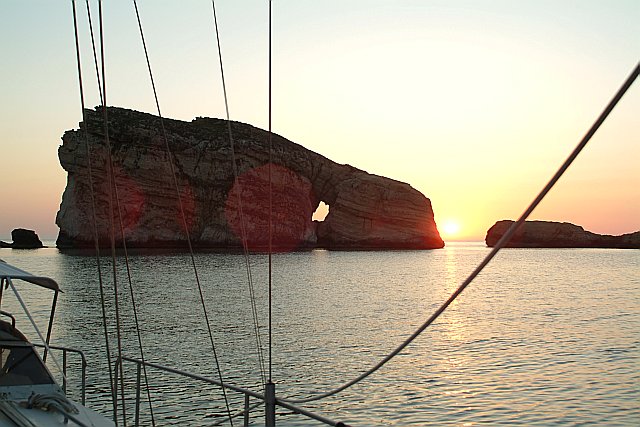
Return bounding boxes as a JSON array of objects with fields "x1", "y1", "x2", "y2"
[
  {"x1": 56, "y1": 107, "x2": 445, "y2": 250},
  {"x1": 312, "y1": 201, "x2": 329, "y2": 222}
]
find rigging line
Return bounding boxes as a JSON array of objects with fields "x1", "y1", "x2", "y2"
[
  {"x1": 71, "y1": 0, "x2": 115, "y2": 419},
  {"x1": 88, "y1": 3, "x2": 158, "y2": 417},
  {"x1": 209, "y1": 0, "x2": 268, "y2": 386},
  {"x1": 97, "y1": 1, "x2": 128, "y2": 424},
  {"x1": 110, "y1": 161, "x2": 157, "y2": 426},
  {"x1": 286, "y1": 61, "x2": 640, "y2": 405},
  {"x1": 268, "y1": 0, "x2": 273, "y2": 385},
  {"x1": 6, "y1": 280, "x2": 68, "y2": 392},
  {"x1": 84, "y1": 0, "x2": 103, "y2": 106},
  {"x1": 131, "y1": 1, "x2": 235, "y2": 424},
  {"x1": 210, "y1": 0, "x2": 267, "y2": 385}
]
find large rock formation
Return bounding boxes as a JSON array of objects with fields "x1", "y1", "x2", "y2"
[
  {"x1": 56, "y1": 107, "x2": 443, "y2": 251},
  {"x1": 0, "y1": 229, "x2": 44, "y2": 249},
  {"x1": 486, "y1": 220, "x2": 640, "y2": 249}
]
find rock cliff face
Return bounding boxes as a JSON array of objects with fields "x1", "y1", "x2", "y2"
[
  {"x1": 486, "y1": 220, "x2": 640, "y2": 249},
  {"x1": 56, "y1": 107, "x2": 444, "y2": 250}
]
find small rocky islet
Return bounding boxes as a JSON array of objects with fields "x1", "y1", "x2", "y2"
[
  {"x1": 46, "y1": 107, "x2": 639, "y2": 252},
  {"x1": 485, "y1": 220, "x2": 640, "y2": 249},
  {"x1": 0, "y1": 228, "x2": 45, "y2": 249}
]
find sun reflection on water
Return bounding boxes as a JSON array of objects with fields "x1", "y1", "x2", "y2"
[{"x1": 0, "y1": 244, "x2": 637, "y2": 425}]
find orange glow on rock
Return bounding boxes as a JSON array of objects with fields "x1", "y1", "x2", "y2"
[{"x1": 224, "y1": 163, "x2": 316, "y2": 252}]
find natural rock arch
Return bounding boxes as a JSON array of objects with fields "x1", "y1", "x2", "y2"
[{"x1": 56, "y1": 107, "x2": 444, "y2": 251}]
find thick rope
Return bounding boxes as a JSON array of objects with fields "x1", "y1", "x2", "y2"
[
  {"x1": 286, "y1": 61, "x2": 640, "y2": 404},
  {"x1": 26, "y1": 393, "x2": 79, "y2": 415},
  {"x1": 71, "y1": 0, "x2": 116, "y2": 419},
  {"x1": 210, "y1": 0, "x2": 267, "y2": 387},
  {"x1": 26, "y1": 393, "x2": 90, "y2": 427},
  {"x1": 131, "y1": 1, "x2": 234, "y2": 424}
]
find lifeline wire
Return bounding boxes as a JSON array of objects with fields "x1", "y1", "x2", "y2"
[
  {"x1": 210, "y1": 0, "x2": 268, "y2": 386},
  {"x1": 70, "y1": 0, "x2": 115, "y2": 419},
  {"x1": 7, "y1": 280, "x2": 68, "y2": 390},
  {"x1": 286, "y1": 61, "x2": 640, "y2": 404},
  {"x1": 131, "y1": 1, "x2": 234, "y2": 424}
]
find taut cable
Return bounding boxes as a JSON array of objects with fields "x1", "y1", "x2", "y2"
[
  {"x1": 70, "y1": 0, "x2": 115, "y2": 419},
  {"x1": 132, "y1": 1, "x2": 234, "y2": 423},
  {"x1": 210, "y1": 0, "x2": 267, "y2": 386},
  {"x1": 286, "y1": 61, "x2": 640, "y2": 404},
  {"x1": 97, "y1": 1, "x2": 128, "y2": 423}
]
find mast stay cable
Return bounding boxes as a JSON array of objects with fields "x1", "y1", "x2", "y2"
[
  {"x1": 70, "y1": 0, "x2": 116, "y2": 421},
  {"x1": 74, "y1": 1, "x2": 158, "y2": 423},
  {"x1": 97, "y1": 1, "x2": 128, "y2": 423},
  {"x1": 131, "y1": 0, "x2": 235, "y2": 424},
  {"x1": 267, "y1": 0, "x2": 274, "y2": 386},
  {"x1": 286, "y1": 61, "x2": 640, "y2": 404},
  {"x1": 209, "y1": 0, "x2": 268, "y2": 387},
  {"x1": 84, "y1": 0, "x2": 103, "y2": 107}
]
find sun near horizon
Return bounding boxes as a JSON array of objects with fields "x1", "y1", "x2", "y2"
[{"x1": 440, "y1": 219, "x2": 462, "y2": 241}]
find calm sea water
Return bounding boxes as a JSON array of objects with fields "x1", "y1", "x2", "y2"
[{"x1": 0, "y1": 242, "x2": 638, "y2": 426}]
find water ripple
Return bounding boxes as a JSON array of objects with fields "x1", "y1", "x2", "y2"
[{"x1": 0, "y1": 244, "x2": 638, "y2": 425}]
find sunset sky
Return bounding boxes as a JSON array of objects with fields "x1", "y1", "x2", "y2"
[{"x1": 1, "y1": 1, "x2": 638, "y2": 242}]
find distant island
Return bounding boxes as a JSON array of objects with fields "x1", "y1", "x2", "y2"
[
  {"x1": 485, "y1": 220, "x2": 640, "y2": 249},
  {"x1": 0, "y1": 228, "x2": 44, "y2": 249},
  {"x1": 56, "y1": 107, "x2": 444, "y2": 251}
]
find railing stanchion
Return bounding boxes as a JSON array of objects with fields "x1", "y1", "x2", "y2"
[
  {"x1": 34, "y1": 344, "x2": 88, "y2": 404},
  {"x1": 81, "y1": 353, "x2": 87, "y2": 405},
  {"x1": 265, "y1": 382, "x2": 276, "y2": 427},
  {"x1": 113, "y1": 358, "x2": 120, "y2": 424},
  {"x1": 118, "y1": 356, "x2": 343, "y2": 426},
  {"x1": 62, "y1": 349, "x2": 68, "y2": 394},
  {"x1": 135, "y1": 362, "x2": 142, "y2": 427},
  {"x1": 244, "y1": 393, "x2": 250, "y2": 427}
]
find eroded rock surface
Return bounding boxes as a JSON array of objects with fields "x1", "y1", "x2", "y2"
[
  {"x1": 486, "y1": 220, "x2": 640, "y2": 248},
  {"x1": 56, "y1": 107, "x2": 443, "y2": 250}
]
